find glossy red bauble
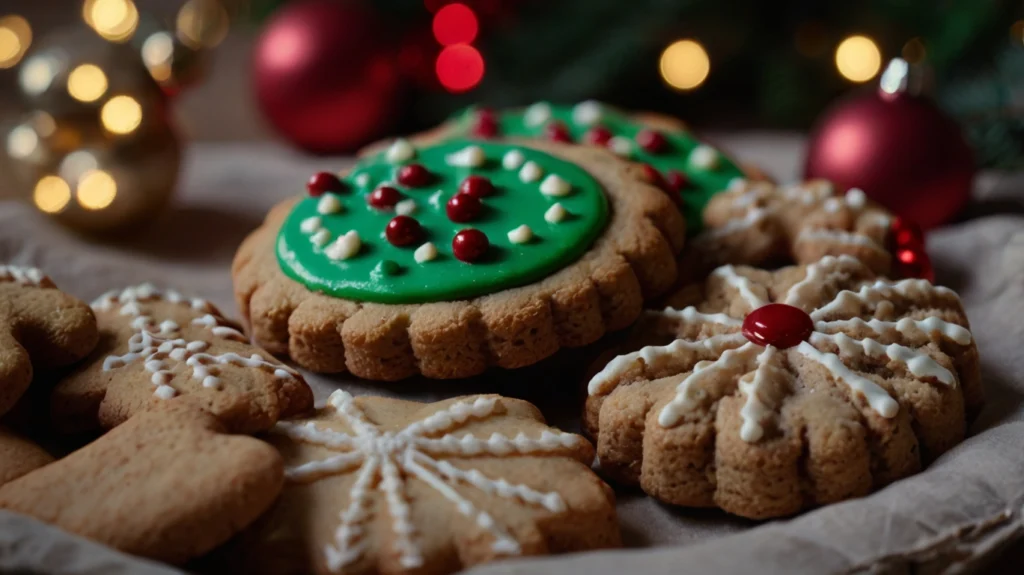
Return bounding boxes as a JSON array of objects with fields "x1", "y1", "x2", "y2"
[
  {"x1": 252, "y1": 0, "x2": 401, "y2": 154},
  {"x1": 307, "y1": 171, "x2": 343, "y2": 196},
  {"x1": 742, "y1": 304, "x2": 814, "y2": 349},
  {"x1": 888, "y1": 216, "x2": 926, "y2": 251},
  {"x1": 458, "y1": 175, "x2": 493, "y2": 198},
  {"x1": 452, "y1": 228, "x2": 489, "y2": 262},
  {"x1": 584, "y1": 126, "x2": 613, "y2": 146},
  {"x1": 893, "y1": 247, "x2": 935, "y2": 282},
  {"x1": 368, "y1": 186, "x2": 402, "y2": 209},
  {"x1": 397, "y1": 164, "x2": 432, "y2": 188},
  {"x1": 544, "y1": 121, "x2": 572, "y2": 143},
  {"x1": 666, "y1": 170, "x2": 689, "y2": 192},
  {"x1": 446, "y1": 192, "x2": 482, "y2": 222},
  {"x1": 636, "y1": 129, "x2": 667, "y2": 154},
  {"x1": 471, "y1": 109, "x2": 499, "y2": 138},
  {"x1": 385, "y1": 215, "x2": 423, "y2": 246}
]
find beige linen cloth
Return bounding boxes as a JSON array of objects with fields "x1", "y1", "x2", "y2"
[{"x1": 2, "y1": 137, "x2": 1024, "y2": 574}]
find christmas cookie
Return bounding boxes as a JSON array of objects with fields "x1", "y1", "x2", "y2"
[
  {"x1": 233, "y1": 138, "x2": 684, "y2": 380},
  {"x1": 0, "y1": 428, "x2": 54, "y2": 486},
  {"x1": 0, "y1": 402, "x2": 284, "y2": 565},
  {"x1": 684, "y1": 179, "x2": 895, "y2": 282},
  {"x1": 227, "y1": 391, "x2": 619, "y2": 574},
  {"x1": 0, "y1": 265, "x2": 98, "y2": 417},
  {"x1": 584, "y1": 255, "x2": 981, "y2": 519},
  {"x1": 51, "y1": 284, "x2": 313, "y2": 434}
]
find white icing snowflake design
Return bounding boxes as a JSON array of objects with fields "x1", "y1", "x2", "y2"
[
  {"x1": 93, "y1": 284, "x2": 299, "y2": 400},
  {"x1": 588, "y1": 255, "x2": 973, "y2": 442},
  {"x1": 273, "y1": 391, "x2": 585, "y2": 572}
]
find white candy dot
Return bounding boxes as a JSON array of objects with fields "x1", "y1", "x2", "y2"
[
  {"x1": 545, "y1": 203, "x2": 568, "y2": 223},
  {"x1": 539, "y1": 174, "x2": 572, "y2": 197},
  {"x1": 608, "y1": 136, "x2": 633, "y2": 157},
  {"x1": 689, "y1": 144, "x2": 719, "y2": 169},
  {"x1": 572, "y1": 100, "x2": 603, "y2": 126},
  {"x1": 507, "y1": 225, "x2": 533, "y2": 244},
  {"x1": 446, "y1": 145, "x2": 486, "y2": 168},
  {"x1": 354, "y1": 173, "x2": 370, "y2": 187},
  {"x1": 414, "y1": 242, "x2": 438, "y2": 263},
  {"x1": 395, "y1": 198, "x2": 417, "y2": 216},
  {"x1": 846, "y1": 187, "x2": 867, "y2": 209},
  {"x1": 502, "y1": 149, "x2": 526, "y2": 170},
  {"x1": 300, "y1": 216, "x2": 322, "y2": 234},
  {"x1": 325, "y1": 231, "x2": 361, "y2": 260},
  {"x1": 519, "y1": 161, "x2": 543, "y2": 183},
  {"x1": 823, "y1": 197, "x2": 842, "y2": 213},
  {"x1": 154, "y1": 385, "x2": 176, "y2": 399},
  {"x1": 524, "y1": 102, "x2": 552, "y2": 127},
  {"x1": 386, "y1": 139, "x2": 415, "y2": 163},
  {"x1": 310, "y1": 229, "x2": 332, "y2": 248},
  {"x1": 317, "y1": 193, "x2": 343, "y2": 215}
]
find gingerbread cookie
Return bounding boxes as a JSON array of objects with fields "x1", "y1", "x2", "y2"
[
  {"x1": 51, "y1": 284, "x2": 313, "y2": 434},
  {"x1": 684, "y1": 179, "x2": 894, "y2": 281},
  {"x1": 0, "y1": 265, "x2": 98, "y2": 417},
  {"x1": 0, "y1": 402, "x2": 284, "y2": 565},
  {"x1": 233, "y1": 138, "x2": 684, "y2": 380},
  {"x1": 584, "y1": 255, "x2": 980, "y2": 519},
  {"x1": 0, "y1": 428, "x2": 54, "y2": 486},
  {"x1": 227, "y1": 391, "x2": 619, "y2": 574}
]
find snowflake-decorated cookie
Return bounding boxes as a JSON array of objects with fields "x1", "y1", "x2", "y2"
[
  {"x1": 0, "y1": 265, "x2": 98, "y2": 417},
  {"x1": 682, "y1": 179, "x2": 894, "y2": 282},
  {"x1": 228, "y1": 392, "x2": 619, "y2": 574},
  {"x1": 51, "y1": 284, "x2": 313, "y2": 434},
  {"x1": 584, "y1": 255, "x2": 981, "y2": 519},
  {"x1": 234, "y1": 138, "x2": 684, "y2": 381}
]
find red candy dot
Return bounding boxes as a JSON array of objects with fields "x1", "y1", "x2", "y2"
[
  {"x1": 368, "y1": 186, "x2": 402, "y2": 209},
  {"x1": 446, "y1": 192, "x2": 482, "y2": 222},
  {"x1": 472, "y1": 109, "x2": 499, "y2": 138},
  {"x1": 636, "y1": 129, "x2": 667, "y2": 154},
  {"x1": 742, "y1": 303, "x2": 814, "y2": 349},
  {"x1": 894, "y1": 247, "x2": 935, "y2": 282},
  {"x1": 397, "y1": 164, "x2": 432, "y2": 187},
  {"x1": 544, "y1": 121, "x2": 572, "y2": 143},
  {"x1": 459, "y1": 175, "x2": 493, "y2": 198},
  {"x1": 641, "y1": 163, "x2": 682, "y2": 208},
  {"x1": 307, "y1": 172, "x2": 343, "y2": 197},
  {"x1": 666, "y1": 170, "x2": 690, "y2": 192},
  {"x1": 888, "y1": 217, "x2": 925, "y2": 251},
  {"x1": 385, "y1": 215, "x2": 423, "y2": 247},
  {"x1": 584, "y1": 126, "x2": 613, "y2": 146},
  {"x1": 452, "y1": 228, "x2": 489, "y2": 262}
]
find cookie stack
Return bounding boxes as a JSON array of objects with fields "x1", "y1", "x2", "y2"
[{"x1": 0, "y1": 101, "x2": 981, "y2": 574}]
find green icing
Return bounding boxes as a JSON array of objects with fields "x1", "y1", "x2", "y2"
[
  {"x1": 276, "y1": 139, "x2": 609, "y2": 304},
  {"x1": 451, "y1": 101, "x2": 745, "y2": 234}
]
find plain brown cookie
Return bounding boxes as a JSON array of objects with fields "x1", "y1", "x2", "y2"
[
  {"x1": 0, "y1": 427, "x2": 54, "y2": 486},
  {"x1": 584, "y1": 255, "x2": 980, "y2": 519},
  {"x1": 51, "y1": 284, "x2": 313, "y2": 434},
  {"x1": 0, "y1": 402, "x2": 284, "y2": 565},
  {"x1": 233, "y1": 141, "x2": 684, "y2": 381},
  {"x1": 0, "y1": 265, "x2": 98, "y2": 417},
  {"x1": 226, "y1": 391, "x2": 619, "y2": 575}
]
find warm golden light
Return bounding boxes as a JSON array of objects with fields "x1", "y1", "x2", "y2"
[
  {"x1": 77, "y1": 169, "x2": 117, "y2": 210},
  {"x1": 67, "y1": 64, "x2": 109, "y2": 102},
  {"x1": 84, "y1": 0, "x2": 139, "y2": 42},
  {"x1": 659, "y1": 39, "x2": 710, "y2": 91},
  {"x1": 6, "y1": 124, "x2": 38, "y2": 159},
  {"x1": 0, "y1": 15, "x2": 31, "y2": 69},
  {"x1": 141, "y1": 31, "x2": 174, "y2": 82},
  {"x1": 835, "y1": 35, "x2": 882, "y2": 83},
  {"x1": 34, "y1": 175, "x2": 72, "y2": 214},
  {"x1": 101, "y1": 95, "x2": 143, "y2": 135},
  {"x1": 176, "y1": 0, "x2": 229, "y2": 49}
]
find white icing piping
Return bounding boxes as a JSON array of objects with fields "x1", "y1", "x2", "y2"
[
  {"x1": 783, "y1": 254, "x2": 861, "y2": 308},
  {"x1": 795, "y1": 341, "x2": 899, "y2": 418},
  {"x1": 711, "y1": 265, "x2": 767, "y2": 309},
  {"x1": 738, "y1": 346, "x2": 781, "y2": 442},
  {"x1": 658, "y1": 342, "x2": 761, "y2": 427},
  {"x1": 810, "y1": 279, "x2": 959, "y2": 320},
  {"x1": 795, "y1": 228, "x2": 886, "y2": 251},
  {"x1": 813, "y1": 332, "x2": 955, "y2": 386},
  {"x1": 814, "y1": 316, "x2": 972, "y2": 346},
  {"x1": 0, "y1": 265, "x2": 48, "y2": 286}
]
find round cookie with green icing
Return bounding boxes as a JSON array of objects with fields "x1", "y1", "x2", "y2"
[{"x1": 233, "y1": 138, "x2": 685, "y2": 381}]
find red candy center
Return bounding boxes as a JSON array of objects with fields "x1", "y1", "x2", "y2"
[
  {"x1": 452, "y1": 229, "x2": 489, "y2": 262},
  {"x1": 636, "y1": 129, "x2": 667, "y2": 154},
  {"x1": 446, "y1": 192, "x2": 482, "y2": 222},
  {"x1": 471, "y1": 109, "x2": 499, "y2": 138},
  {"x1": 544, "y1": 121, "x2": 572, "y2": 143},
  {"x1": 307, "y1": 172, "x2": 343, "y2": 197},
  {"x1": 585, "y1": 126, "x2": 613, "y2": 146},
  {"x1": 742, "y1": 303, "x2": 814, "y2": 349},
  {"x1": 458, "y1": 175, "x2": 493, "y2": 198},
  {"x1": 666, "y1": 170, "x2": 690, "y2": 192},
  {"x1": 368, "y1": 186, "x2": 402, "y2": 209},
  {"x1": 397, "y1": 164, "x2": 432, "y2": 188},
  {"x1": 385, "y1": 215, "x2": 423, "y2": 247}
]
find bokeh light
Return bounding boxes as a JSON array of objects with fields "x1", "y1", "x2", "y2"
[
  {"x1": 6, "y1": 124, "x2": 39, "y2": 160},
  {"x1": 34, "y1": 175, "x2": 72, "y2": 214},
  {"x1": 101, "y1": 95, "x2": 143, "y2": 135},
  {"x1": 19, "y1": 54, "x2": 57, "y2": 95},
  {"x1": 177, "y1": 0, "x2": 230, "y2": 50},
  {"x1": 432, "y1": 3, "x2": 478, "y2": 46},
  {"x1": 901, "y1": 37, "x2": 926, "y2": 64},
  {"x1": 77, "y1": 169, "x2": 118, "y2": 210},
  {"x1": 83, "y1": 0, "x2": 139, "y2": 42},
  {"x1": 835, "y1": 35, "x2": 881, "y2": 83},
  {"x1": 436, "y1": 44, "x2": 484, "y2": 93},
  {"x1": 659, "y1": 39, "x2": 710, "y2": 91},
  {"x1": 67, "y1": 64, "x2": 109, "y2": 102},
  {"x1": 141, "y1": 31, "x2": 175, "y2": 83},
  {"x1": 0, "y1": 15, "x2": 31, "y2": 69},
  {"x1": 1012, "y1": 20, "x2": 1024, "y2": 45},
  {"x1": 60, "y1": 150, "x2": 99, "y2": 182},
  {"x1": 794, "y1": 22, "x2": 827, "y2": 58}
]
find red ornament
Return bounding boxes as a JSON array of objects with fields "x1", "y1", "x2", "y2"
[
  {"x1": 804, "y1": 59, "x2": 974, "y2": 230},
  {"x1": 888, "y1": 216, "x2": 926, "y2": 251},
  {"x1": 584, "y1": 126, "x2": 613, "y2": 146},
  {"x1": 307, "y1": 171, "x2": 343, "y2": 196},
  {"x1": 666, "y1": 170, "x2": 690, "y2": 192},
  {"x1": 397, "y1": 164, "x2": 432, "y2": 187},
  {"x1": 459, "y1": 175, "x2": 493, "y2": 198},
  {"x1": 446, "y1": 193, "x2": 482, "y2": 222},
  {"x1": 742, "y1": 304, "x2": 814, "y2": 349},
  {"x1": 893, "y1": 247, "x2": 935, "y2": 282},
  {"x1": 385, "y1": 215, "x2": 423, "y2": 246},
  {"x1": 636, "y1": 129, "x2": 667, "y2": 154},
  {"x1": 452, "y1": 229, "x2": 489, "y2": 262},
  {"x1": 252, "y1": 0, "x2": 401, "y2": 154},
  {"x1": 471, "y1": 109, "x2": 499, "y2": 138},
  {"x1": 544, "y1": 121, "x2": 572, "y2": 143},
  {"x1": 368, "y1": 186, "x2": 402, "y2": 209}
]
